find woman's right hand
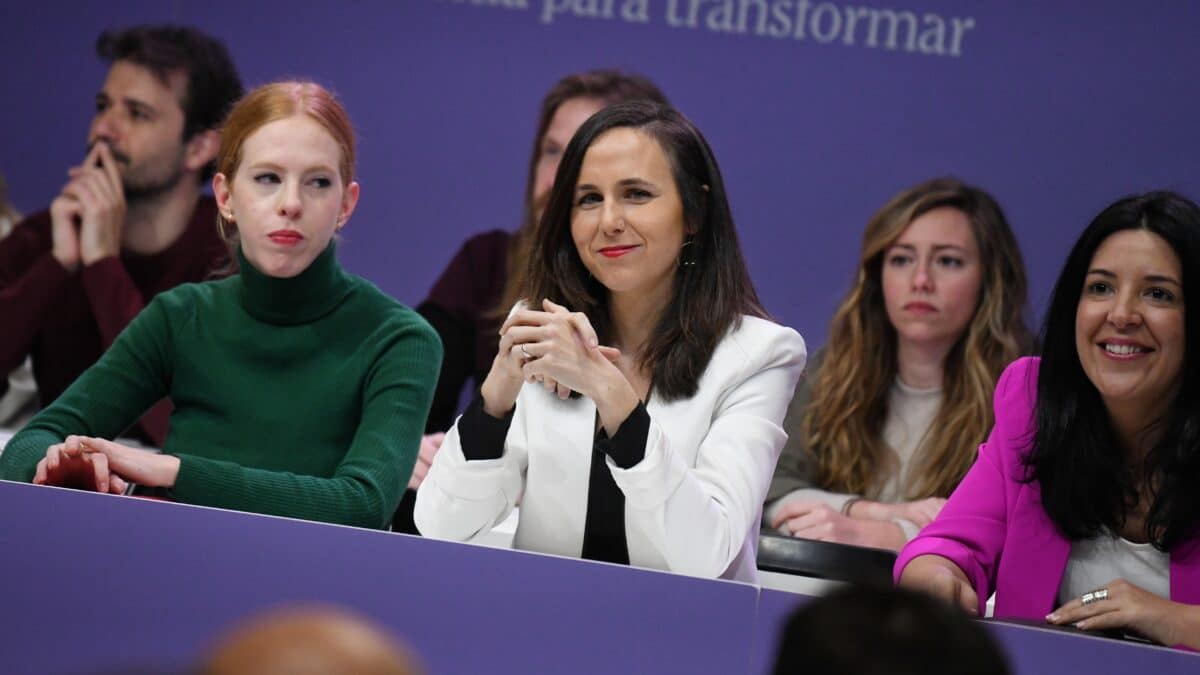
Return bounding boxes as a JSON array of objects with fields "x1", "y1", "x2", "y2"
[
  {"x1": 32, "y1": 441, "x2": 127, "y2": 494},
  {"x1": 479, "y1": 309, "x2": 547, "y2": 418},
  {"x1": 898, "y1": 554, "x2": 979, "y2": 615}
]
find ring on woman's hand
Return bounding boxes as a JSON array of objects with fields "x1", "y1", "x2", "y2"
[
  {"x1": 1081, "y1": 588, "x2": 1109, "y2": 605},
  {"x1": 520, "y1": 345, "x2": 531, "y2": 359}
]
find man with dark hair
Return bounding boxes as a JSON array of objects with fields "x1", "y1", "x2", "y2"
[{"x1": 0, "y1": 25, "x2": 243, "y2": 445}]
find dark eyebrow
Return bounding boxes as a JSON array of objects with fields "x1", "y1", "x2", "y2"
[
  {"x1": 1087, "y1": 269, "x2": 1181, "y2": 287},
  {"x1": 1145, "y1": 274, "x2": 1182, "y2": 287},
  {"x1": 124, "y1": 97, "x2": 160, "y2": 116},
  {"x1": 575, "y1": 178, "x2": 656, "y2": 191}
]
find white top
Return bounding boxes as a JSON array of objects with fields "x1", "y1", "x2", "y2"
[
  {"x1": 1058, "y1": 533, "x2": 1170, "y2": 604},
  {"x1": 766, "y1": 377, "x2": 942, "y2": 541},
  {"x1": 415, "y1": 315, "x2": 806, "y2": 582}
]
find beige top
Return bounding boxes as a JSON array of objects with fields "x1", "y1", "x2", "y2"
[
  {"x1": 874, "y1": 377, "x2": 943, "y2": 503},
  {"x1": 765, "y1": 350, "x2": 942, "y2": 541}
]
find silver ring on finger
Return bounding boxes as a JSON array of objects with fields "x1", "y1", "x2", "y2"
[{"x1": 520, "y1": 344, "x2": 531, "y2": 360}]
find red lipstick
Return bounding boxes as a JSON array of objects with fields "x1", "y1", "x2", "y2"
[
  {"x1": 599, "y1": 245, "x2": 638, "y2": 258},
  {"x1": 268, "y1": 230, "x2": 304, "y2": 246}
]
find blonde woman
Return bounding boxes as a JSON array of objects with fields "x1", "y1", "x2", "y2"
[{"x1": 765, "y1": 177, "x2": 1031, "y2": 550}]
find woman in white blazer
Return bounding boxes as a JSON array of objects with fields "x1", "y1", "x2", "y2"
[{"x1": 414, "y1": 101, "x2": 806, "y2": 582}]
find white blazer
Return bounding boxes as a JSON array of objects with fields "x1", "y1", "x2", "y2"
[{"x1": 415, "y1": 315, "x2": 806, "y2": 582}]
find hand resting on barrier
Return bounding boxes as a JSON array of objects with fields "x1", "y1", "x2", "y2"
[
  {"x1": 896, "y1": 553, "x2": 980, "y2": 616},
  {"x1": 32, "y1": 435, "x2": 178, "y2": 494},
  {"x1": 1047, "y1": 578, "x2": 1200, "y2": 648},
  {"x1": 771, "y1": 496, "x2": 946, "y2": 550}
]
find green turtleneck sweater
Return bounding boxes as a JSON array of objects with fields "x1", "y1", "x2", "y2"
[{"x1": 0, "y1": 244, "x2": 441, "y2": 529}]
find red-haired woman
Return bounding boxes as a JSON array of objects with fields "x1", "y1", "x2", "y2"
[{"x1": 0, "y1": 82, "x2": 441, "y2": 529}]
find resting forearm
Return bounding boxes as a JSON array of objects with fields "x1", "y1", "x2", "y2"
[
  {"x1": 0, "y1": 428, "x2": 61, "y2": 481},
  {"x1": 173, "y1": 453, "x2": 397, "y2": 529},
  {"x1": 1168, "y1": 602, "x2": 1200, "y2": 650}
]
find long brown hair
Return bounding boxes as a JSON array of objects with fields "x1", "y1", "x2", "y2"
[
  {"x1": 494, "y1": 70, "x2": 668, "y2": 318},
  {"x1": 807, "y1": 177, "x2": 1031, "y2": 498},
  {"x1": 524, "y1": 101, "x2": 765, "y2": 401}
]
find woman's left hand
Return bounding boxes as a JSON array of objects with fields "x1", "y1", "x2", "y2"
[
  {"x1": 515, "y1": 300, "x2": 614, "y2": 395},
  {"x1": 1047, "y1": 578, "x2": 1198, "y2": 647},
  {"x1": 63, "y1": 435, "x2": 181, "y2": 488},
  {"x1": 518, "y1": 300, "x2": 635, "y2": 435}
]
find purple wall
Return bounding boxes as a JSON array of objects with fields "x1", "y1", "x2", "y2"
[{"x1": 4, "y1": 1, "x2": 1200, "y2": 346}]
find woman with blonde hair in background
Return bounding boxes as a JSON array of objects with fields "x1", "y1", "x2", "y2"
[{"x1": 765, "y1": 177, "x2": 1031, "y2": 550}]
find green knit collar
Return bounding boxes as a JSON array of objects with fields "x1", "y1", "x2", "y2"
[{"x1": 236, "y1": 242, "x2": 352, "y2": 325}]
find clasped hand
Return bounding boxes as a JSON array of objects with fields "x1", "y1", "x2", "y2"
[
  {"x1": 48, "y1": 142, "x2": 126, "y2": 271},
  {"x1": 480, "y1": 299, "x2": 621, "y2": 417},
  {"x1": 33, "y1": 435, "x2": 180, "y2": 494}
]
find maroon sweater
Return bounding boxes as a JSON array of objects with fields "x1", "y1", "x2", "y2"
[
  {"x1": 417, "y1": 228, "x2": 512, "y2": 432},
  {"x1": 0, "y1": 196, "x2": 227, "y2": 444}
]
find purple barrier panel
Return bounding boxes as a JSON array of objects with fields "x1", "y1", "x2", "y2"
[
  {"x1": 986, "y1": 620, "x2": 1200, "y2": 675},
  {"x1": 752, "y1": 588, "x2": 1200, "y2": 675},
  {"x1": 750, "y1": 587, "x2": 813, "y2": 674},
  {"x1": 0, "y1": 480, "x2": 757, "y2": 675}
]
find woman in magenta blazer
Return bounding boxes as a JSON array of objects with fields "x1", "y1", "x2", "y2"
[{"x1": 896, "y1": 191, "x2": 1200, "y2": 649}]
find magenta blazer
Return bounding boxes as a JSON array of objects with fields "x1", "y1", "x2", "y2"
[{"x1": 894, "y1": 356, "x2": 1200, "y2": 619}]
